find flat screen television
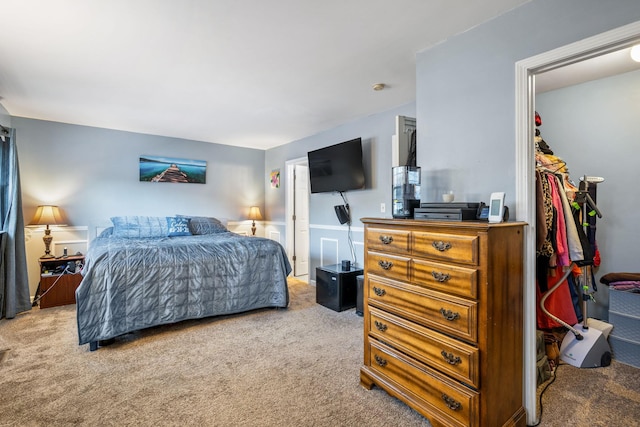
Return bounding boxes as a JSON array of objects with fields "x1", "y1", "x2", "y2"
[{"x1": 307, "y1": 138, "x2": 365, "y2": 194}]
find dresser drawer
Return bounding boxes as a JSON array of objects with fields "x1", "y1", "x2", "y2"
[
  {"x1": 368, "y1": 306, "x2": 479, "y2": 388},
  {"x1": 412, "y1": 259, "x2": 478, "y2": 299},
  {"x1": 366, "y1": 227, "x2": 411, "y2": 254},
  {"x1": 367, "y1": 276, "x2": 478, "y2": 343},
  {"x1": 367, "y1": 339, "x2": 479, "y2": 427},
  {"x1": 367, "y1": 251, "x2": 411, "y2": 283},
  {"x1": 413, "y1": 232, "x2": 478, "y2": 266}
]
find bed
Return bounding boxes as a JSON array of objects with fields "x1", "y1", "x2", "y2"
[{"x1": 75, "y1": 215, "x2": 291, "y2": 351}]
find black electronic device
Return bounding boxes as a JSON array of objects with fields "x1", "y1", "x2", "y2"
[
  {"x1": 52, "y1": 261, "x2": 76, "y2": 274},
  {"x1": 414, "y1": 202, "x2": 480, "y2": 221},
  {"x1": 477, "y1": 202, "x2": 489, "y2": 221},
  {"x1": 334, "y1": 204, "x2": 350, "y2": 224},
  {"x1": 307, "y1": 138, "x2": 365, "y2": 194},
  {"x1": 392, "y1": 166, "x2": 421, "y2": 218}
]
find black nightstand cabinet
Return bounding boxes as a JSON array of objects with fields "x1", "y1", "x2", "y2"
[{"x1": 316, "y1": 264, "x2": 363, "y2": 312}]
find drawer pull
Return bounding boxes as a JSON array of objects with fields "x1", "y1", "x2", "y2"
[
  {"x1": 374, "y1": 320, "x2": 388, "y2": 332},
  {"x1": 378, "y1": 260, "x2": 393, "y2": 270},
  {"x1": 373, "y1": 287, "x2": 386, "y2": 297},
  {"x1": 379, "y1": 235, "x2": 394, "y2": 245},
  {"x1": 439, "y1": 308, "x2": 460, "y2": 321},
  {"x1": 374, "y1": 354, "x2": 387, "y2": 367},
  {"x1": 441, "y1": 350, "x2": 462, "y2": 366},
  {"x1": 432, "y1": 241, "x2": 452, "y2": 252},
  {"x1": 441, "y1": 393, "x2": 461, "y2": 411},
  {"x1": 431, "y1": 271, "x2": 451, "y2": 282}
]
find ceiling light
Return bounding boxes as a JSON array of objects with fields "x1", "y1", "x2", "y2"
[
  {"x1": 372, "y1": 83, "x2": 386, "y2": 91},
  {"x1": 630, "y1": 45, "x2": 640, "y2": 62}
]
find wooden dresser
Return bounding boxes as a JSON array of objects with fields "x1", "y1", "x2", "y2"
[{"x1": 359, "y1": 218, "x2": 526, "y2": 427}]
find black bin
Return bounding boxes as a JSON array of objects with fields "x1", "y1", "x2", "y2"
[{"x1": 356, "y1": 275, "x2": 364, "y2": 316}]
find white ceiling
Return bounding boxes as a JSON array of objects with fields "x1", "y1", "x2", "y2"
[
  {"x1": 0, "y1": 0, "x2": 533, "y2": 149},
  {"x1": 535, "y1": 46, "x2": 640, "y2": 93}
]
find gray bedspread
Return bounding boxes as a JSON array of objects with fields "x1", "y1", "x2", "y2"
[{"x1": 76, "y1": 231, "x2": 291, "y2": 347}]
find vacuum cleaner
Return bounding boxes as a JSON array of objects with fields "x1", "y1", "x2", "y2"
[{"x1": 541, "y1": 176, "x2": 612, "y2": 368}]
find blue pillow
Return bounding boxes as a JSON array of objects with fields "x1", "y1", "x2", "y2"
[
  {"x1": 167, "y1": 216, "x2": 191, "y2": 237},
  {"x1": 177, "y1": 215, "x2": 228, "y2": 235},
  {"x1": 111, "y1": 216, "x2": 169, "y2": 238}
]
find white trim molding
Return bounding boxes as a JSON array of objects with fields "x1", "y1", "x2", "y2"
[
  {"x1": 319, "y1": 237, "x2": 339, "y2": 267},
  {"x1": 268, "y1": 230, "x2": 281, "y2": 243},
  {"x1": 515, "y1": 20, "x2": 640, "y2": 425}
]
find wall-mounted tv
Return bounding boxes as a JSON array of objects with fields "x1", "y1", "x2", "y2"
[{"x1": 307, "y1": 138, "x2": 365, "y2": 194}]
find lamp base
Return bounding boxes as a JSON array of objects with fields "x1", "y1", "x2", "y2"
[
  {"x1": 42, "y1": 227, "x2": 54, "y2": 258},
  {"x1": 251, "y1": 220, "x2": 257, "y2": 236}
]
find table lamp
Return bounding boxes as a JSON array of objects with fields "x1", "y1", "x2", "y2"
[
  {"x1": 248, "y1": 206, "x2": 262, "y2": 236},
  {"x1": 30, "y1": 205, "x2": 66, "y2": 258}
]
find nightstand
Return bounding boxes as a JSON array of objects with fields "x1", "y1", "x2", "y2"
[{"x1": 37, "y1": 255, "x2": 84, "y2": 308}]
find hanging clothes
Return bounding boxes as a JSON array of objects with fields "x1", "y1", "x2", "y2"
[
  {"x1": 534, "y1": 112, "x2": 598, "y2": 330},
  {"x1": 536, "y1": 265, "x2": 579, "y2": 329},
  {"x1": 546, "y1": 174, "x2": 569, "y2": 267}
]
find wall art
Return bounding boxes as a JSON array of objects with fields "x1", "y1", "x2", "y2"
[
  {"x1": 139, "y1": 155, "x2": 207, "y2": 184},
  {"x1": 270, "y1": 169, "x2": 280, "y2": 188}
]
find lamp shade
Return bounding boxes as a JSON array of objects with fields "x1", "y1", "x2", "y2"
[
  {"x1": 248, "y1": 206, "x2": 262, "y2": 221},
  {"x1": 29, "y1": 205, "x2": 66, "y2": 226}
]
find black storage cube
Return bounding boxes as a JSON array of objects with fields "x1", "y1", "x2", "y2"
[
  {"x1": 316, "y1": 264, "x2": 363, "y2": 312},
  {"x1": 356, "y1": 275, "x2": 364, "y2": 316}
]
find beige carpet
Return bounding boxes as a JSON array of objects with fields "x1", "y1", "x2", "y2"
[
  {"x1": 535, "y1": 356, "x2": 640, "y2": 426},
  {"x1": 0, "y1": 278, "x2": 639, "y2": 427}
]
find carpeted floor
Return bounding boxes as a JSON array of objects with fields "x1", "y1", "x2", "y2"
[
  {"x1": 535, "y1": 356, "x2": 640, "y2": 426},
  {"x1": 0, "y1": 278, "x2": 639, "y2": 426}
]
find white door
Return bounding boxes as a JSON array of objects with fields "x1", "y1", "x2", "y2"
[{"x1": 293, "y1": 164, "x2": 309, "y2": 276}]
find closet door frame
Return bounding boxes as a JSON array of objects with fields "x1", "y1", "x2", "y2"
[{"x1": 515, "y1": 20, "x2": 640, "y2": 426}]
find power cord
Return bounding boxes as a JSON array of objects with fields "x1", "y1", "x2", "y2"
[
  {"x1": 32, "y1": 265, "x2": 81, "y2": 307},
  {"x1": 527, "y1": 362, "x2": 565, "y2": 426},
  {"x1": 338, "y1": 191, "x2": 358, "y2": 267}
]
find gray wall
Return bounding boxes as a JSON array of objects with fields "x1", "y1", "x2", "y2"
[
  {"x1": 413, "y1": 0, "x2": 640, "y2": 325},
  {"x1": 415, "y1": 0, "x2": 640, "y2": 211},
  {"x1": 265, "y1": 103, "x2": 416, "y2": 278},
  {"x1": 265, "y1": 0, "x2": 640, "y2": 282},
  {"x1": 536, "y1": 69, "x2": 640, "y2": 319},
  {"x1": 14, "y1": 117, "x2": 265, "y2": 233},
  {"x1": 7, "y1": 0, "x2": 640, "y2": 294}
]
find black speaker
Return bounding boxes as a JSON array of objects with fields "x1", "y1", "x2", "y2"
[{"x1": 334, "y1": 205, "x2": 350, "y2": 224}]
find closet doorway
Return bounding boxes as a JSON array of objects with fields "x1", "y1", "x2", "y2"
[
  {"x1": 285, "y1": 157, "x2": 310, "y2": 279},
  {"x1": 515, "y1": 20, "x2": 640, "y2": 425}
]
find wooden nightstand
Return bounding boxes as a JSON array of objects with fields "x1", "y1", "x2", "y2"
[{"x1": 38, "y1": 255, "x2": 84, "y2": 309}]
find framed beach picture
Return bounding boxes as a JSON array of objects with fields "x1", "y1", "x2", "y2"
[{"x1": 139, "y1": 155, "x2": 207, "y2": 184}]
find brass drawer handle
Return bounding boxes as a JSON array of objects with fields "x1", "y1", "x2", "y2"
[
  {"x1": 378, "y1": 260, "x2": 393, "y2": 270},
  {"x1": 374, "y1": 320, "x2": 388, "y2": 332},
  {"x1": 439, "y1": 308, "x2": 460, "y2": 321},
  {"x1": 431, "y1": 271, "x2": 451, "y2": 283},
  {"x1": 379, "y1": 235, "x2": 394, "y2": 245},
  {"x1": 441, "y1": 393, "x2": 461, "y2": 411},
  {"x1": 432, "y1": 241, "x2": 452, "y2": 252},
  {"x1": 374, "y1": 354, "x2": 387, "y2": 367},
  {"x1": 441, "y1": 350, "x2": 462, "y2": 366},
  {"x1": 373, "y1": 287, "x2": 386, "y2": 297}
]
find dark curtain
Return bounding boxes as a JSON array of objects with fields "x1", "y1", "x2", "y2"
[{"x1": 1, "y1": 128, "x2": 31, "y2": 318}]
